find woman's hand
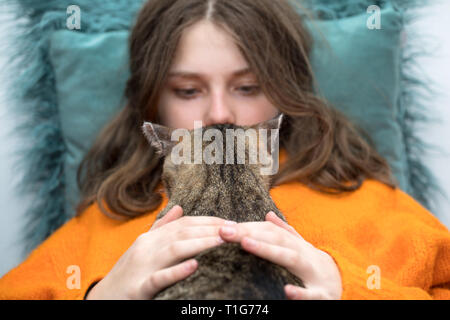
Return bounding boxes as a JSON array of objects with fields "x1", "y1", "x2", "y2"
[
  {"x1": 218, "y1": 212, "x2": 342, "y2": 300},
  {"x1": 86, "y1": 205, "x2": 229, "y2": 300}
]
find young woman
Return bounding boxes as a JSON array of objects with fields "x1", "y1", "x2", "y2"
[{"x1": 0, "y1": 0, "x2": 448, "y2": 300}]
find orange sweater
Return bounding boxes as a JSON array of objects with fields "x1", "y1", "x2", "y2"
[{"x1": 0, "y1": 179, "x2": 449, "y2": 299}]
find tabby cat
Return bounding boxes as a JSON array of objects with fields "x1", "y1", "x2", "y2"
[{"x1": 142, "y1": 114, "x2": 304, "y2": 299}]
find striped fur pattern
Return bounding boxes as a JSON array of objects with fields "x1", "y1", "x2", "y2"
[{"x1": 143, "y1": 116, "x2": 304, "y2": 299}]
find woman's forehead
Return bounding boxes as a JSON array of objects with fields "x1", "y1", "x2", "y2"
[{"x1": 169, "y1": 20, "x2": 251, "y2": 76}]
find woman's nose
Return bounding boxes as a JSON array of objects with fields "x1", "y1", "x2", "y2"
[{"x1": 204, "y1": 90, "x2": 235, "y2": 126}]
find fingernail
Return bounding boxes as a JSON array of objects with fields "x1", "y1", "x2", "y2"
[
  {"x1": 217, "y1": 236, "x2": 225, "y2": 244},
  {"x1": 221, "y1": 226, "x2": 236, "y2": 236},
  {"x1": 185, "y1": 259, "x2": 197, "y2": 272},
  {"x1": 268, "y1": 211, "x2": 278, "y2": 218},
  {"x1": 286, "y1": 285, "x2": 297, "y2": 297},
  {"x1": 224, "y1": 220, "x2": 237, "y2": 226}
]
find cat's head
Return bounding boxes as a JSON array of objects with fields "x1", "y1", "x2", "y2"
[{"x1": 142, "y1": 114, "x2": 283, "y2": 195}]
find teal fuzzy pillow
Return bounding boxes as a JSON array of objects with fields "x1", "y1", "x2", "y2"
[
  {"x1": 4, "y1": 0, "x2": 439, "y2": 254},
  {"x1": 49, "y1": 31, "x2": 130, "y2": 217},
  {"x1": 307, "y1": 5, "x2": 408, "y2": 189},
  {"x1": 50, "y1": 5, "x2": 407, "y2": 216}
]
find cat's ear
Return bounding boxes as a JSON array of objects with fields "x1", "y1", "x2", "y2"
[
  {"x1": 252, "y1": 113, "x2": 284, "y2": 175},
  {"x1": 251, "y1": 113, "x2": 285, "y2": 150},
  {"x1": 142, "y1": 122, "x2": 177, "y2": 157},
  {"x1": 253, "y1": 113, "x2": 284, "y2": 131}
]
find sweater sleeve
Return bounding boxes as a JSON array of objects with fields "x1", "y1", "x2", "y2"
[
  {"x1": 316, "y1": 192, "x2": 450, "y2": 300},
  {"x1": 0, "y1": 211, "x2": 105, "y2": 300},
  {"x1": 317, "y1": 244, "x2": 450, "y2": 300}
]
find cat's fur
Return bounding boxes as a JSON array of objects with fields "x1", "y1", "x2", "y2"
[{"x1": 142, "y1": 115, "x2": 304, "y2": 299}]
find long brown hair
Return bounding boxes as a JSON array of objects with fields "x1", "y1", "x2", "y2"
[{"x1": 76, "y1": 0, "x2": 397, "y2": 218}]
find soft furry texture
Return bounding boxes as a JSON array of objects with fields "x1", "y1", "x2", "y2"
[
  {"x1": 0, "y1": 0, "x2": 441, "y2": 256},
  {"x1": 1, "y1": 0, "x2": 146, "y2": 256},
  {"x1": 300, "y1": 0, "x2": 445, "y2": 211},
  {"x1": 313, "y1": 0, "x2": 444, "y2": 214},
  {"x1": 1, "y1": 175, "x2": 449, "y2": 299}
]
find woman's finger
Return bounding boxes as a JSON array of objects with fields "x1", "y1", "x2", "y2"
[
  {"x1": 284, "y1": 284, "x2": 330, "y2": 300},
  {"x1": 219, "y1": 221, "x2": 299, "y2": 249},
  {"x1": 219, "y1": 226, "x2": 292, "y2": 249},
  {"x1": 174, "y1": 225, "x2": 224, "y2": 241},
  {"x1": 150, "y1": 205, "x2": 183, "y2": 230},
  {"x1": 174, "y1": 215, "x2": 230, "y2": 227},
  {"x1": 265, "y1": 212, "x2": 319, "y2": 253},
  {"x1": 151, "y1": 207, "x2": 228, "y2": 232},
  {"x1": 239, "y1": 237, "x2": 311, "y2": 275},
  {"x1": 162, "y1": 236, "x2": 225, "y2": 267},
  {"x1": 265, "y1": 211, "x2": 302, "y2": 238},
  {"x1": 141, "y1": 259, "x2": 198, "y2": 299}
]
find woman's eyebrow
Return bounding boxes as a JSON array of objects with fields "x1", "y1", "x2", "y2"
[{"x1": 167, "y1": 67, "x2": 253, "y2": 79}]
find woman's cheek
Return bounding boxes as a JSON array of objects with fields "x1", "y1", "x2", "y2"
[
  {"x1": 171, "y1": 106, "x2": 205, "y2": 129},
  {"x1": 236, "y1": 102, "x2": 279, "y2": 126}
]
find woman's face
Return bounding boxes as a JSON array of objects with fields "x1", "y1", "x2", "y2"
[{"x1": 158, "y1": 20, "x2": 279, "y2": 129}]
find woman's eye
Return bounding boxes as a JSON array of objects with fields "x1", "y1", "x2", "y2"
[
  {"x1": 238, "y1": 85, "x2": 260, "y2": 95},
  {"x1": 173, "y1": 85, "x2": 260, "y2": 99},
  {"x1": 174, "y1": 88, "x2": 198, "y2": 99}
]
